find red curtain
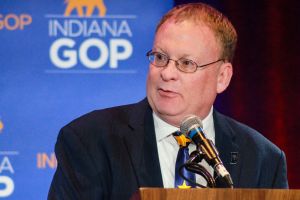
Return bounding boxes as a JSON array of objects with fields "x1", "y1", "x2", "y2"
[
  {"x1": 175, "y1": 0, "x2": 300, "y2": 188},
  {"x1": 217, "y1": 0, "x2": 300, "y2": 188}
]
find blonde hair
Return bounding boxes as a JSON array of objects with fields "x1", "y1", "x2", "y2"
[{"x1": 156, "y1": 3, "x2": 237, "y2": 62}]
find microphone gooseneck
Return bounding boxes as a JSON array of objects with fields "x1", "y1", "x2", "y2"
[{"x1": 180, "y1": 115, "x2": 234, "y2": 188}]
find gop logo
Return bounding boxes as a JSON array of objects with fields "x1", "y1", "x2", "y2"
[
  {"x1": 48, "y1": 0, "x2": 134, "y2": 70},
  {"x1": 0, "y1": 14, "x2": 32, "y2": 30}
]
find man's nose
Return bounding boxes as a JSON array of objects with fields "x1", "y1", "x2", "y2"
[{"x1": 160, "y1": 59, "x2": 179, "y2": 81}]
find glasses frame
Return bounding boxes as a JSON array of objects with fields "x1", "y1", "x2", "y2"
[{"x1": 146, "y1": 50, "x2": 225, "y2": 73}]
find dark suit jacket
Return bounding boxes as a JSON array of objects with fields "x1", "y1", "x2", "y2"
[{"x1": 48, "y1": 99, "x2": 288, "y2": 200}]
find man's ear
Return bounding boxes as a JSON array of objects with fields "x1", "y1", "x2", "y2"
[{"x1": 216, "y1": 62, "x2": 233, "y2": 94}]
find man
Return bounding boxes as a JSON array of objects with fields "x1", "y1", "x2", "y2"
[{"x1": 48, "y1": 3, "x2": 288, "y2": 200}]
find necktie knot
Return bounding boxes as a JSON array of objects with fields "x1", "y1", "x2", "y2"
[{"x1": 173, "y1": 131, "x2": 191, "y2": 147}]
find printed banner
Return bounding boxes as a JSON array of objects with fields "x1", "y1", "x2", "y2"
[{"x1": 0, "y1": 1, "x2": 173, "y2": 199}]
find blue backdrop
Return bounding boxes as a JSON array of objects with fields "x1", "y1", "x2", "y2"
[{"x1": 0, "y1": 0, "x2": 173, "y2": 199}]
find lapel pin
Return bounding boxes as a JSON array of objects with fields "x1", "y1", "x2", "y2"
[{"x1": 230, "y1": 152, "x2": 239, "y2": 164}]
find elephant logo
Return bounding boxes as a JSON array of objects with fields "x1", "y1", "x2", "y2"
[{"x1": 64, "y1": 0, "x2": 107, "y2": 17}]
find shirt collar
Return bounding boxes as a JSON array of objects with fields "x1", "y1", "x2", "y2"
[
  {"x1": 153, "y1": 112, "x2": 178, "y2": 142},
  {"x1": 153, "y1": 107, "x2": 215, "y2": 142}
]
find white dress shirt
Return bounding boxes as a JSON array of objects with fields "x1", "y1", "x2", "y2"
[{"x1": 153, "y1": 108, "x2": 215, "y2": 188}]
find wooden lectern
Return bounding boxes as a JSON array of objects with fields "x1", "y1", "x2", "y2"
[{"x1": 132, "y1": 188, "x2": 300, "y2": 200}]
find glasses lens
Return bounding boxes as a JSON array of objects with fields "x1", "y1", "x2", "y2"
[
  {"x1": 148, "y1": 52, "x2": 168, "y2": 67},
  {"x1": 177, "y1": 58, "x2": 197, "y2": 73}
]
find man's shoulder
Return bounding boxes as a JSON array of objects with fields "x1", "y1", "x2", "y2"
[
  {"x1": 214, "y1": 110, "x2": 282, "y2": 154},
  {"x1": 75, "y1": 100, "x2": 145, "y2": 122},
  {"x1": 59, "y1": 99, "x2": 149, "y2": 138}
]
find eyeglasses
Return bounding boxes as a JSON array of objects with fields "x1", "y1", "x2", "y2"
[{"x1": 146, "y1": 50, "x2": 224, "y2": 73}]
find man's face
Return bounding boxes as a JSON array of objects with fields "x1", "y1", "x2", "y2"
[{"x1": 146, "y1": 20, "x2": 232, "y2": 126}]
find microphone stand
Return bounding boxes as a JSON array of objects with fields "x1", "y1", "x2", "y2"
[{"x1": 179, "y1": 149, "x2": 216, "y2": 188}]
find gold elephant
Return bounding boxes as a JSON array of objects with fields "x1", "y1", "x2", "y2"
[{"x1": 64, "y1": 0, "x2": 107, "y2": 17}]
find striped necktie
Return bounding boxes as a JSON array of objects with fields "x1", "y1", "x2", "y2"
[{"x1": 173, "y1": 131, "x2": 196, "y2": 188}]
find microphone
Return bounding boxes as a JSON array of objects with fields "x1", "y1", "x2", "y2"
[{"x1": 180, "y1": 115, "x2": 233, "y2": 188}]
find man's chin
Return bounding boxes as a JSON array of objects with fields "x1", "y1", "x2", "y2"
[
  {"x1": 155, "y1": 109, "x2": 183, "y2": 126},
  {"x1": 156, "y1": 106, "x2": 184, "y2": 118},
  {"x1": 156, "y1": 103, "x2": 181, "y2": 115}
]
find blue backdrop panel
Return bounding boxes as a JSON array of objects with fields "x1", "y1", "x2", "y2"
[{"x1": 0, "y1": 0, "x2": 173, "y2": 199}]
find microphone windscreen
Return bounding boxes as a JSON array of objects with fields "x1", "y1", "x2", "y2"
[{"x1": 180, "y1": 115, "x2": 203, "y2": 134}]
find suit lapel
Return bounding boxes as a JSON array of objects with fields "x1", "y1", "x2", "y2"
[
  {"x1": 122, "y1": 102, "x2": 242, "y2": 188},
  {"x1": 122, "y1": 99, "x2": 163, "y2": 188},
  {"x1": 214, "y1": 110, "x2": 241, "y2": 187}
]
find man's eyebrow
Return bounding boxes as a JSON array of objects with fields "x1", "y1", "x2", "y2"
[{"x1": 152, "y1": 47, "x2": 166, "y2": 53}]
